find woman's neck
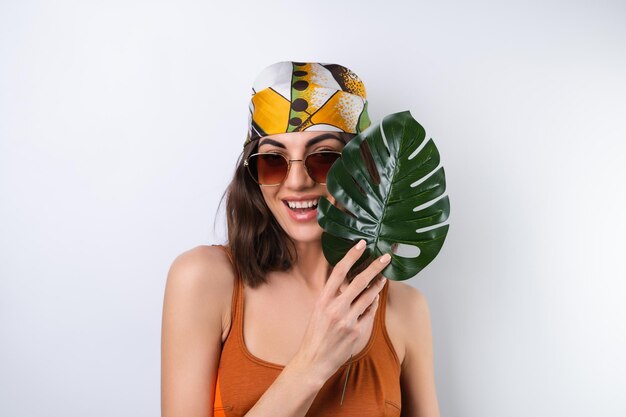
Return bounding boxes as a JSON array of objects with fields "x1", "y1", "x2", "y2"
[{"x1": 288, "y1": 240, "x2": 333, "y2": 293}]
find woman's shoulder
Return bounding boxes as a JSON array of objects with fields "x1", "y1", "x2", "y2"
[
  {"x1": 386, "y1": 280, "x2": 429, "y2": 313},
  {"x1": 165, "y1": 245, "x2": 236, "y2": 338},
  {"x1": 167, "y1": 244, "x2": 236, "y2": 286},
  {"x1": 385, "y1": 280, "x2": 431, "y2": 366}
]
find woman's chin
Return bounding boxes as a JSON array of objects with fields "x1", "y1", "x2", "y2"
[{"x1": 285, "y1": 226, "x2": 324, "y2": 245}]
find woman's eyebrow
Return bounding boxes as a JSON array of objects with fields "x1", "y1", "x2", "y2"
[
  {"x1": 258, "y1": 133, "x2": 343, "y2": 149},
  {"x1": 305, "y1": 134, "x2": 344, "y2": 148},
  {"x1": 258, "y1": 138, "x2": 286, "y2": 149}
]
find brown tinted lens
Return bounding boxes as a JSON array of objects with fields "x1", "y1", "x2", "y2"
[
  {"x1": 251, "y1": 153, "x2": 288, "y2": 185},
  {"x1": 305, "y1": 152, "x2": 341, "y2": 183}
]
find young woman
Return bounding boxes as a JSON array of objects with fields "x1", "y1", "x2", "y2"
[{"x1": 161, "y1": 62, "x2": 440, "y2": 417}]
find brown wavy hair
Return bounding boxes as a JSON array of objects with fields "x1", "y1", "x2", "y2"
[{"x1": 215, "y1": 133, "x2": 356, "y2": 288}]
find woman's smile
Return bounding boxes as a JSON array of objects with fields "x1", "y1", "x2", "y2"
[{"x1": 281, "y1": 194, "x2": 321, "y2": 222}]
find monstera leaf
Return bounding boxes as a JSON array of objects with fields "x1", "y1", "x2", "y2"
[{"x1": 317, "y1": 111, "x2": 450, "y2": 281}]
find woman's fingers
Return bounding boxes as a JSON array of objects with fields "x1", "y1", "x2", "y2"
[
  {"x1": 357, "y1": 293, "x2": 380, "y2": 324},
  {"x1": 323, "y1": 239, "x2": 367, "y2": 297},
  {"x1": 340, "y1": 253, "x2": 391, "y2": 302},
  {"x1": 351, "y1": 275, "x2": 386, "y2": 317}
]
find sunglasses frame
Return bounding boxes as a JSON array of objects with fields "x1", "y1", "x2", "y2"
[{"x1": 244, "y1": 149, "x2": 343, "y2": 186}]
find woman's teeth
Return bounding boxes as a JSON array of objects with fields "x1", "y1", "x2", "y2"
[{"x1": 285, "y1": 199, "x2": 319, "y2": 210}]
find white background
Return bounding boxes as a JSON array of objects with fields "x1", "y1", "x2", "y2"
[{"x1": 1, "y1": 1, "x2": 625, "y2": 416}]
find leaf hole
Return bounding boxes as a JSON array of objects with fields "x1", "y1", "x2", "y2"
[
  {"x1": 410, "y1": 162, "x2": 441, "y2": 188},
  {"x1": 359, "y1": 140, "x2": 381, "y2": 185},
  {"x1": 392, "y1": 243, "x2": 421, "y2": 257},
  {"x1": 413, "y1": 194, "x2": 447, "y2": 213},
  {"x1": 351, "y1": 176, "x2": 366, "y2": 196},
  {"x1": 334, "y1": 201, "x2": 358, "y2": 218},
  {"x1": 408, "y1": 137, "x2": 431, "y2": 160},
  {"x1": 379, "y1": 123, "x2": 390, "y2": 149},
  {"x1": 416, "y1": 222, "x2": 449, "y2": 234}
]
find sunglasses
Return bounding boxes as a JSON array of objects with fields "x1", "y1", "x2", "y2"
[{"x1": 244, "y1": 150, "x2": 342, "y2": 186}]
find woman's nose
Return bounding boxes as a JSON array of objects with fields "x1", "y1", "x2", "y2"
[{"x1": 284, "y1": 159, "x2": 314, "y2": 187}]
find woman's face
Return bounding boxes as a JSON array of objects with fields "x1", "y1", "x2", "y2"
[{"x1": 256, "y1": 131, "x2": 345, "y2": 244}]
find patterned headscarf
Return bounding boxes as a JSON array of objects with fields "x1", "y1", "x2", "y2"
[{"x1": 244, "y1": 61, "x2": 371, "y2": 147}]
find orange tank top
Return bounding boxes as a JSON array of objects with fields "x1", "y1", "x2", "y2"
[{"x1": 213, "y1": 245, "x2": 402, "y2": 416}]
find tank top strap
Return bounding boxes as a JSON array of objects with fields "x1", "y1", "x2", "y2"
[
  {"x1": 376, "y1": 278, "x2": 401, "y2": 367},
  {"x1": 373, "y1": 278, "x2": 389, "y2": 342},
  {"x1": 378, "y1": 278, "x2": 390, "y2": 320},
  {"x1": 212, "y1": 244, "x2": 244, "y2": 338}
]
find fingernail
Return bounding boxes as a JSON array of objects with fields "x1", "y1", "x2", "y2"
[
  {"x1": 380, "y1": 253, "x2": 391, "y2": 263},
  {"x1": 356, "y1": 239, "x2": 366, "y2": 250}
]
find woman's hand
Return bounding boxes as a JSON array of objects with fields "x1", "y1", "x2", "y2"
[{"x1": 289, "y1": 239, "x2": 391, "y2": 384}]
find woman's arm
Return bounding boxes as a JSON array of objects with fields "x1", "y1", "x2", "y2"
[
  {"x1": 398, "y1": 286, "x2": 441, "y2": 417},
  {"x1": 161, "y1": 246, "x2": 233, "y2": 417}
]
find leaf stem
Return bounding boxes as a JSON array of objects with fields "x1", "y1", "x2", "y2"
[{"x1": 340, "y1": 354, "x2": 353, "y2": 405}]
